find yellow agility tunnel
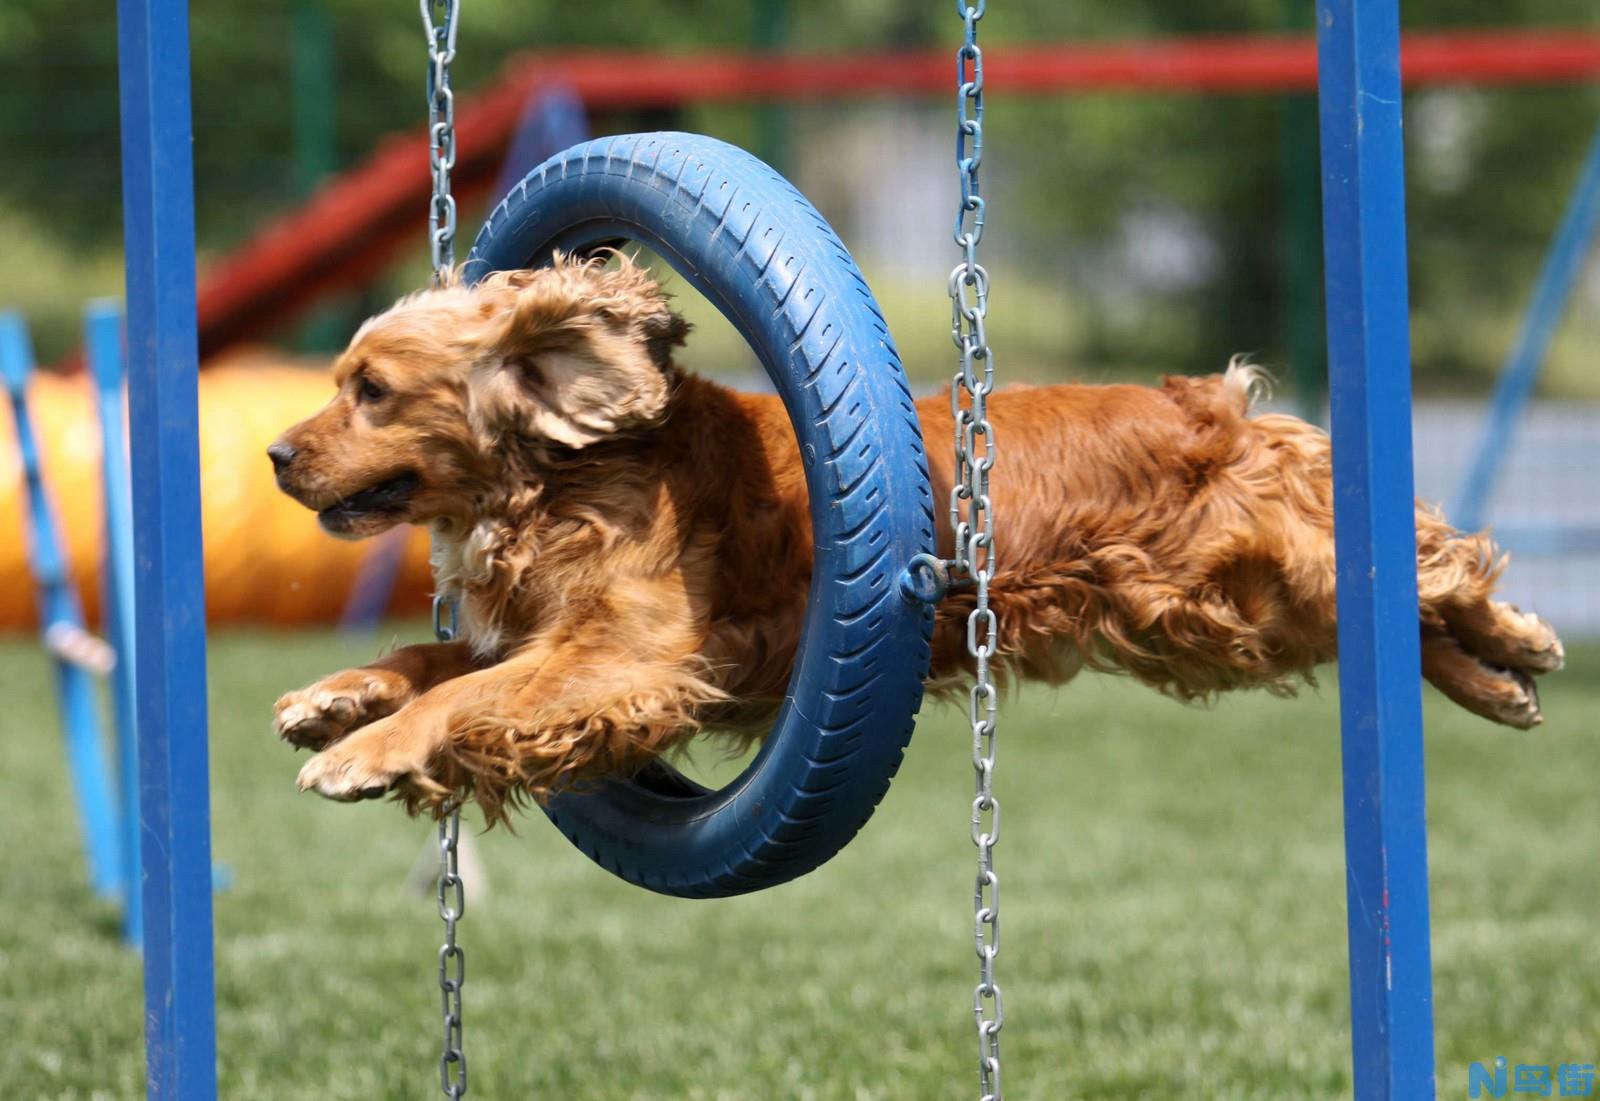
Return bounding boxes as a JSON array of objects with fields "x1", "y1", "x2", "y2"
[{"x1": 0, "y1": 360, "x2": 433, "y2": 629}]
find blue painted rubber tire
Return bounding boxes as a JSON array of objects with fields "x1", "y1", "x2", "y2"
[{"x1": 464, "y1": 133, "x2": 935, "y2": 898}]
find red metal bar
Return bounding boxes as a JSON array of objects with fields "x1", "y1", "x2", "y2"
[
  {"x1": 188, "y1": 29, "x2": 1600, "y2": 362},
  {"x1": 539, "y1": 32, "x2": 1600, "y2": 102}
]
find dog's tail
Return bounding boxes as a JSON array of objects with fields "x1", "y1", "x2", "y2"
[
  {"x1": 1222, "y1": 355, "x2": 1272, "y2": 411},
  {"x1": 1155, "y1": 357, "x2": 1273, "y2": 434}
]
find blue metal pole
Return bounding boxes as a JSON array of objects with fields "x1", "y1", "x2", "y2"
[
  {"x1": 488, "y1": 84, "x2": 590, "y2": 204},
  {"x1": 1314, "y1": 2, "x2": 1437, "y2": 1098},
  {"x1": 116, "y1": 0, "x2": 219, "y2": 1094},
  {"x1": 0, "y1": 313, "x2": 124, "y2": 900},
  {"x1": 1451, "y1": 121, "x2": 1600, "y2": 532},
  {"x1": 87, "y1": 300, "x2": 145, "y2": 949}
]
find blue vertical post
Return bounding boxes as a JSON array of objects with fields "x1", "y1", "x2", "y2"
[
  {"x1": 1314, "y1": 2, "x2": 1437, "y2": 1099},
  {"x1": 1451, "y1": 121, "x2": 1600, "y2": 532},
  {"x1": 487, "y1": 85, "x2": 590, "y2": 207},
  {"x1": 116, "y1": 0, "x2": 219, "y2": 1095},
  {"x1": 0, "y1": 314, "x2": 124, "y2": 900},
  {"x1": 87, "y1": 301, "x2": 144, "y2": 949}
]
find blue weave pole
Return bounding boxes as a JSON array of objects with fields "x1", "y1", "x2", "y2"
[
  {"x1": 116, "y1": 0, "x2": 219, "y2": 1092},
  {"x1": 337, "y1": 525, "x2": 411, "y2": 632},
  {"x1": 1452, "y1": 121, "x2": 1600, "y2": 532},
  {"x1": 0, "y1": 313, "x2": 124, "y2": 901},
  {"x1": 490, "y1": 83, "x2": 589, "y2": 203},
  {"x1": 1315, "y1": 2, "x2": 1437, "y2": 1098},
  {"x1": 86, "y1": 300, "x2": 144, "y2": 949}
]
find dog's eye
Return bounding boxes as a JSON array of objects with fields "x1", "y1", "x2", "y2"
[{"x1": 357, "y1": 376, "x2": 386, "y2": 403}]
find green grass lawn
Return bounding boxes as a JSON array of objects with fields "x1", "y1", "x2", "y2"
[{"x1": 2, "y1": 630, "x2": 1597, "y2": 1099}]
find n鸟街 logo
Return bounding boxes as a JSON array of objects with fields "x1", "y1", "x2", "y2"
[{"x1": 1468, "y1": 1057, "x2": 1597, "y2": 1097}]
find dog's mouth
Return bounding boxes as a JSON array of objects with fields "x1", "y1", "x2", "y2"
[{"x1": 317, "y1": 472, "x2": 420, "y2": 536}]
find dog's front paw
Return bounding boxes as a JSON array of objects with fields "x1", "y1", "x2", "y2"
[
  {"x1": 274, "y1": 668, "x2": 411, "y2": 750},
  {"x1": 296, "y1": 719, "x2": 436, "y2": 802}
]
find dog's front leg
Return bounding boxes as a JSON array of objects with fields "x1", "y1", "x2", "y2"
[
  {"x1": 274, "y1": 640, "x2": 482, "y2": 750},
  {"x1": 294, "y1": 639, "x2": 721, "y2": 820}
]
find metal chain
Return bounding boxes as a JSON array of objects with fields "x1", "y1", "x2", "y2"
[
  {"x1": 434, "y1": 590, "x2": 467, "y2": 1099},
  {"x1": 437, "y1": 805, "x2": 468, "y2": 1099},
  {"x1": 421, "y1": 0, "x2": 460, "y2": 288},
  {"x1": 950, "y1": 3, "x2": 1003, "y2": 1100},
  {"x1": 422, "y1": 2, "x2": 466, "y2": 1096}
]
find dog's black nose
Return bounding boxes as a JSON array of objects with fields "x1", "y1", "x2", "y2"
[{"x1": 267, "y1": 441, "x2": 297, "y2": 473}]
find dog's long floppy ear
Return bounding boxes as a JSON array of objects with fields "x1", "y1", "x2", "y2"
[{"x1": 468, "y1": 257, "x2": 691, "y2": 449}]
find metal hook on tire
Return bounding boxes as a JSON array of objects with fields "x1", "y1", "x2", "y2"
[{"x1": 899, "y1": 553, "x2": 951, "y2": 605}]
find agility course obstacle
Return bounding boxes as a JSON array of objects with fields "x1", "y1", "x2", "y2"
[{"x1": 105, "y1": 0, "x2": 1541, "y2": 1095}]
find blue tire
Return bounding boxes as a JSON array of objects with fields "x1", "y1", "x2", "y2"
[{"x1": 464, "y1": 133, "x2": 935, "y2": 898}]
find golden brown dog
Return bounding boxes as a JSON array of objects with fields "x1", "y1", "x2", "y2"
[{"x1": 268, "y1": 255, "x2": 1564, "y2": 822}]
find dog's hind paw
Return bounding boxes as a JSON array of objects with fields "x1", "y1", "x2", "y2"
[
  {"x1": 1444, "y1": 601, "x2": 1565, "y2": 679},
  {"x1": 1422, "y1": 630, "x2": 1548, "y2": 730},
  {"x1": 1506, "y1": 608, "x2": 1564, "y2": 674},
  {"x1": 274, "y1": 668, "x2": 411, "y2": 750},
  {"x1": 1480, "y1": 667, "x2": 1544, "y2": 730}
]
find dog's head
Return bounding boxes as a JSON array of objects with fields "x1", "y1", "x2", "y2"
[{"x1": 268, "y1": 254, "x2": 690, "y2": 538}]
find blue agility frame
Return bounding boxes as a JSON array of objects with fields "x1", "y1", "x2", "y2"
[
  {"x1": 2, "y1": 306, "x2": 145, "y2": 943},
  {"x1": 116, "y1": 0, "x2": 218, "y2": 1095},
  {"x1": 1316, "y1": 1, "x2": 1437, "y2": 1097},
  {"x1": 1451, "y1": 120, "x2": 1600, "y2": 540},
  {"x1": 0, "y1": 314, "x2": 124, "y2": 902},
  {"x1": 117, "y1": 0, "x2": 1440, "y2": 1094},
  {"x1": 87, "y1": 301, "x2": 145, "y2": 948}
]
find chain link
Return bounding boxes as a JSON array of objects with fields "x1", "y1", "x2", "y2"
[
  {"x1": 421, "y1": 0, "x2": 460, "y2": 287},
  {"x1": 423, "y1": 4, "x2": 465, "y2": 1094},
  {"x1": 950, "y1": 3, "x2": 1003, "y2": 1099}
]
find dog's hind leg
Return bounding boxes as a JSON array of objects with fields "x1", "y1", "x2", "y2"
[
  {"x1": 1411, "y1": 507, "x2": 1563, "y2": 726},
  {"x1": 1215, "y1": 419, "x2": 1563, "y2": 725}
]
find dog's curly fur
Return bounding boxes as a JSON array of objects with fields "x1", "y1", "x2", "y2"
[{"x1": 269, "y1": 254, "x2": 1564, "y2": 823}]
